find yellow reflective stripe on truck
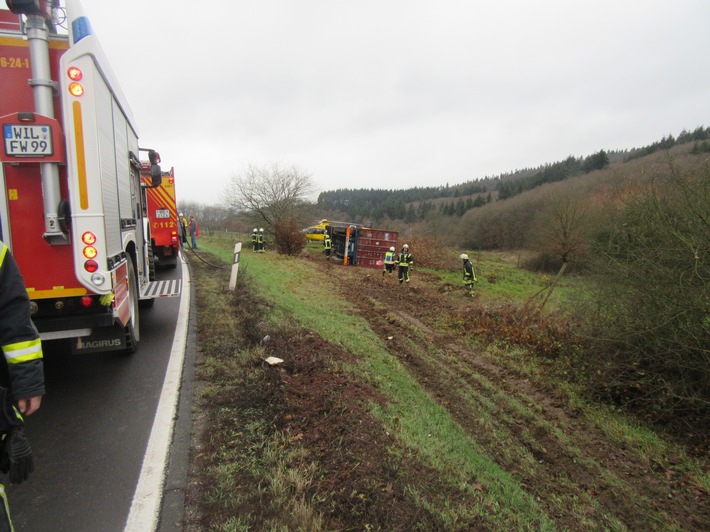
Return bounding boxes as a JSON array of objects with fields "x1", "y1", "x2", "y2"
[
  {"x1": 26, "y1": 287, "x2": 88, "y2": 299},
  {"x1": 0, "y1": 36, "x2": 68, "y2": 50},
  {"x1": 72, "y1": 100, "x2": 89, "y2": 210}
]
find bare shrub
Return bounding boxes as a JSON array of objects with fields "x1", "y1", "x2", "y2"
[
  {"x1": 451, "y1": 301, "x2": 579, "y2": 360},
  {"x1": 274, "y1": 219, "x2": 307, "y2": 256},
  {"x1": 407, "y1": 235, "x2": 457, "y2": 271}
]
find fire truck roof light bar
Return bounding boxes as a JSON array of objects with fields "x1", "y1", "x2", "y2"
[{"x1": 71, "y1": 15, "x2": 93, "y2": 43}]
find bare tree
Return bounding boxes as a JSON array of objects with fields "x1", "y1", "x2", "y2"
[
  {"x1": 535, "y1": 190, "x2": 588, "y2": 309},
  {"x1": 177, "y1": 200, "x2": 204, "y2": 220},
  {"x1": 223, "y1": 163, "x2": 315, "y2": 231}
]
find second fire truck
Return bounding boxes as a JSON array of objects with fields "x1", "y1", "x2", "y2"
[{"x1": 142, "y1": 166, "x2": 180, "y2": 269}]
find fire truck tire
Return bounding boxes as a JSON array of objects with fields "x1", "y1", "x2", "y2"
[{"x1": 124, "y1": 255, "x2": 140, "y2": 353}]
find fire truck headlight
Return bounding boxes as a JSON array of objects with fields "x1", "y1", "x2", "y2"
[
  {"x1": 29, "y1": 301, "x2": 39, "y2": 315},
  {"x1": 90, "y1": 272, "x2": 106, "y2": 286}
]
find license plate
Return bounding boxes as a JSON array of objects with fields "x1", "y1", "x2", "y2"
[
  {"x1": 155, "y1": 209, "x2": 170, "y2": 219},
  {"x1": 3, "y1": 124, "x2": 53, "y2": 157}
]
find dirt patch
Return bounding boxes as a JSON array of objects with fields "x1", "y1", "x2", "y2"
[{"x1": 269, "y1": 332, "x2": 452, "y2": 530}]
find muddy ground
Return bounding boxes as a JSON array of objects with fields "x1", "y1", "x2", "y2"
[{"x1": 185, "y1": 252, "x2": 709, "y2": 530}]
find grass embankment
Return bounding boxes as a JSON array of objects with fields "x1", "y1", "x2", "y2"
[{"x1": 185, "y1": 234, "x2": 709, "y2": 531}]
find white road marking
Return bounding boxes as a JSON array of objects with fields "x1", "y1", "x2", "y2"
[{"x1": 124, "y1": 254, "x2": 191, "y2": 531}]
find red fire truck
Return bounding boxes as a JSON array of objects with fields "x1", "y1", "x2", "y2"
[
  {"x1": 142, "y1": 166, "x2": 180, "y2": 269},
  {"x1": 0, "y1": 0, "x2": 180, "y2": 354}
]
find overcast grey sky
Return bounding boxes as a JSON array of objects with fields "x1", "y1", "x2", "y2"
[{"x1": 68, "y1": 1, "x2": 710, "y2": 204}]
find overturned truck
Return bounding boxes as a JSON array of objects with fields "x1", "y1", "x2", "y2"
[{"x1": 328, "y1": 223, "x2": 398, "y2": 268}]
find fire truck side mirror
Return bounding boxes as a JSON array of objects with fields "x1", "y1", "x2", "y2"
[
  {"x1": 7, "y1": 0, "x2": 43, "y2": 15},
  {"x1": 146, "y1": 150, "x2": 162, "y2": 186},
  {"x1": 150, "y1": 164, "x2": 162, "y2": 187},
  {"x1": 148, "y1": 150, "x2": 161, "y2": 165}
]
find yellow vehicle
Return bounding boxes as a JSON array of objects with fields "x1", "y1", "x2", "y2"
[{"x1": 303, "y1": 219, "x2": 330, "y2": 241}]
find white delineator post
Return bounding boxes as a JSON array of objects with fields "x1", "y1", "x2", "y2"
[{"x1": 228, "y1": 242, "x2": 242, "y2": 290}]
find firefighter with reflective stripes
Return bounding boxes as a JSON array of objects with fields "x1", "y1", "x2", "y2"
[
  {"x1": 383, "y1": 246, "x2": 396, "y2": 277},
  {"x1": 460, "y1": 253, "x2": 478, "y2": 296},
  {"x1": 324, "y1": 234, "x2": 332, "y2": 260},
  {"x1": 178, "y1": 213, "x2": 187, "y2": 248},
  {"x1": 397, "y1": 244, "x2": 413, "y2": 284},
  {"x1": 0, "y1": 241, "x2": 44, "y2": 530},
  {"x1": 251, "y1": 228, "x2": 259, "y2": 252},
  {"x1": 257, "y1": 228, "x2": 266, "y2": 253}
]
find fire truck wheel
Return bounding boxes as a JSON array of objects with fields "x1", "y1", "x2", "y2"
[{"x1": 124, "y1": 255, "x2": 140, "y2": 353}]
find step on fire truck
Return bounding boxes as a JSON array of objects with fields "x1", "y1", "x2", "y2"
[
  {"x1": 141, "y1": 165, "x2": 180, "y2": 269},
  {"x1": 0, "y1": 0, "x2": 180, "y2": 354}
]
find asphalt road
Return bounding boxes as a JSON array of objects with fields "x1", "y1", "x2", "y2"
[{"x1": 7, "y1": 258, "x2": 192, "y2": 532}]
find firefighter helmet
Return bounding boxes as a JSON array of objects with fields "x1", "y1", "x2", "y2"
[
  {"x1": 402, "y1": 244, "x2": 409, "y2": 249},
  {"x1": 389, "y1": 246, "x2": 395, "y2": 252},
  {"x1": 259, "y1": 228, "x2": 264, "y2": 232},
  {"x1": 253, "y1": 228, "x2": 258, "y2": 232},
  {"x1": 460, "y1": 253, "x2": 469, "y2": 260}
]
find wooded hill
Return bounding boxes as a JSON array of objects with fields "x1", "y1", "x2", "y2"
[{"x1": 316, "y1": 125, "x2": 710, "y2": 231}]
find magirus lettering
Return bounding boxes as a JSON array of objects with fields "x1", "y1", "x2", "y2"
[{"x1": 77, "y1": 338, "x2": 122, "y2": 349}]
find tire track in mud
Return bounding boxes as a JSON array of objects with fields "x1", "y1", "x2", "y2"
[{"x1": 312, "y1": 258, "x2": 709, "y2": 530}]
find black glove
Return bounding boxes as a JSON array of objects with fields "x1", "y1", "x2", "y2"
[
  {"x1": 0, "y1": 388, "x2": 20, "y2": 434},
  {"x1": 0, "y1": 427, "x2": 34, "y2": 484}
]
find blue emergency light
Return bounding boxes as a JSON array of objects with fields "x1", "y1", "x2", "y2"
[{"x1": 72, "y1": 15, "x2": 93, "y2": 43}]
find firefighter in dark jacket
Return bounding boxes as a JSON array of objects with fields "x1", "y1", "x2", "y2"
[
  {"x1": 0, "y1": 241, "x2": 45, "y2": 530},
  {"x1": 324, "y1": 234, "x2": 332, "y2": 260},
  {"x1": 251, "y1": 228, "x2": 258, "y2": 252},
  {"x1": 397, "y1": 244, "x2": 413, "y2": 284},
  {"x1": 257, "y1": 228, "x2": 266, "y2": 253},
  {"x1": 460, "y1": 253, "x2": 478, "y2": 296}
]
